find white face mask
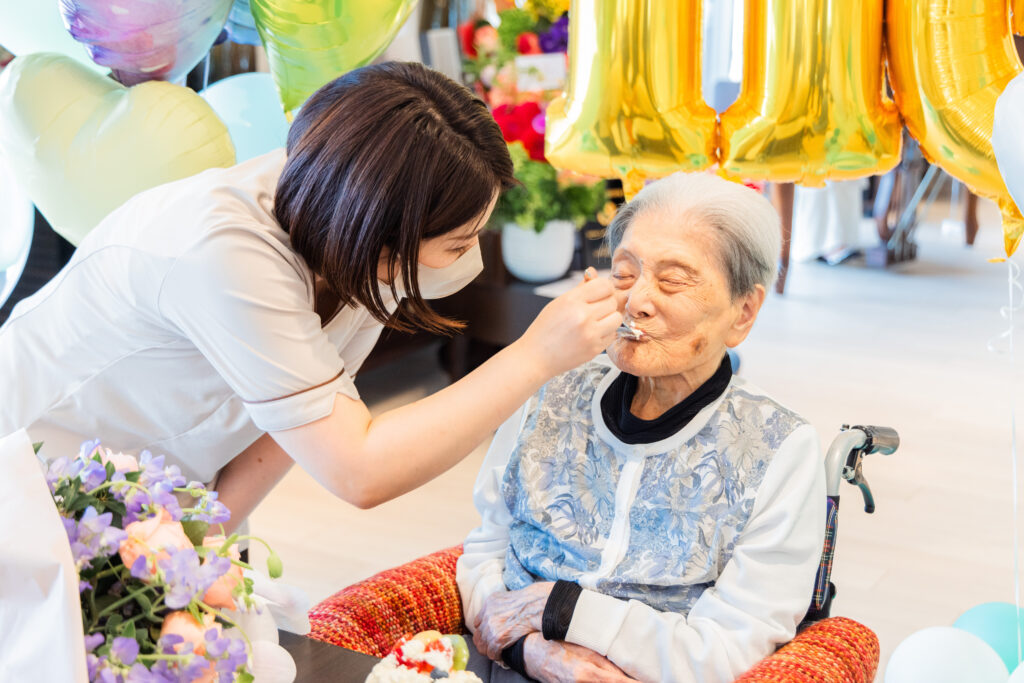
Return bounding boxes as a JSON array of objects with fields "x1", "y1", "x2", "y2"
[{"x1": 378, "y1": 243, "x2": 484, "y2": 306}]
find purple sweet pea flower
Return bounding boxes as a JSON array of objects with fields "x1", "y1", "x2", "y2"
[
  {"x1": 84, "y1": 633, "x2": 105, "y2": 651},
  {"x1": 79, "y1": 579, "x2": 93, "y2": 593},
  {"x1": 210, "y1": 634, "x2": 248, "y2": 679},
  {"x1": 124, "y1": 663, "x2": 165, "y2": 683},
  {"x1": 157, "y1": 546, "x2": 230, "y2": 609},
  {"x1": 539, "y1": 13, "x2": 568, "y2": 53},
  {"x1": 158, "y1": 548, "x2": 203, "y2": 609},
  {"x1": 79, "y1": 458, "x2": 108, "y2": 490},
  {"x1": 45, "y1": 455, "x2": 79, "y2": 492},
  {"x1": 86, "y1": 653, "x2": 103, "y2": 681},
  {"x1": 63, "y1": 507, "x2": 127, "y2": 570},
  {"x1": 96, "y1": 661, "x2": 120, "y2": 683},
  {"x1": 150, "y1": 481, "x2": 183, "y2": 521},
  {"x1": 79, "y1": 438, "x2": 102, "y2": 460},
  {"x1": 121, "y1": 485, "x2": 154, "y2": 525},
  {"x1": 131, "y1": 555, "x2": 150, "y2": 580},
  {"x1": 111, "y1": 637, "x2": 140, "y2": 666},
  {"x1": 157, "y1": 634, "x2": 184, "y2": 654}
]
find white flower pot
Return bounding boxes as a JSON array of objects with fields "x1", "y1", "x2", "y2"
[{"x1": 501, "y1": 220, "x2": 576, "y2": 283}]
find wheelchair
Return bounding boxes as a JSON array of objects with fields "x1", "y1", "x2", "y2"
[{"x1": 306, "y1": 425, "x2": 899, "y2": 683}]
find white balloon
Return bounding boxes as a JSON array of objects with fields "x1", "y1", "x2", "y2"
[
  {"x1": 885, "y1": 627, "x2": 1008, "y2": 683},
  {"x1": 994, "y1": 72, "x2": 1024, "y2": 218},
  {"x1": 1012, "y1": 661, "x2": 1024, "y2": 682},
  {"x1": 201, "y1": 72, "x2": 290, "y2": 163}
]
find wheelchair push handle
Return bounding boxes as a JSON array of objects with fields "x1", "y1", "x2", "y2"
[
  {"x1": 825, "y1": 425, "x2": 898, "y2": 513},
  {"x1": 856, "y1": 425, "x2": 899, "y2": 456}
]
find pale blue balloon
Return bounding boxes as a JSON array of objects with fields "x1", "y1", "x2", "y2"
[
  {"x1": 954, "y1": 601, "x2": 1024, "y2": 672},
  {"x1": 201, "y1": 72, "x2": 289, "y2": 163},
  {"x1": 0, "y1": 0, "x2": 103, "y2": 72}
]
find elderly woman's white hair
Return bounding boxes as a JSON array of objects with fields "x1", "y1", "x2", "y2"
[{"x1": 607, "y1": 173, "x2": 781, "y2": 298}]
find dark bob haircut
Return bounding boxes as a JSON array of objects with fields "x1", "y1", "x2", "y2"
[{"x1": 275, "y1": 61, "x2": 515, "y2": 334}]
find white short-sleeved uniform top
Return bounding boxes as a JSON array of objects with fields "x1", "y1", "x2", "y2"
[{"x1": 0, "y1": 150, "x2": 482, "y2": 483}]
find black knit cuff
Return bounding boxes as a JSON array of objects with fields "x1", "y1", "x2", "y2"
[
  {"x1": 542, "y1": 580, "x2": 583, "y2": 641},
  {"x1": 501, "y1": 635, "x2": 530, "y2": 677}
]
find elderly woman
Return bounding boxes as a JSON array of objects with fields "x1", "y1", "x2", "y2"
[{"x1": 456, "y1": 172, "x2": 825, "y2": 683}]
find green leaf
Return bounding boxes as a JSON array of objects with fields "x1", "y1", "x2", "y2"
[
  {"x1": 181, "y1": 520, "x2": 210, "y2": 547},
  {"x1": 123, "y1": 622, "x2": 136, "y2": 638},
  {"x1": 135, "y1": 591, "x2": 152, "y2": 615},
  {"x1": 106, "y1": 614, "x2": 124, "y2": 632},
  {"x1": 188, "y1": 602, "x2": 202, "y2": 624},
  {"x1": 32, "y1": 442, "x2": 43, "y2": 455},
  {"x1": 237, "y1": 672, "x2": 255, "y2": 683}
]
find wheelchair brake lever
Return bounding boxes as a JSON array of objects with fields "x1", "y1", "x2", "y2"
[{"x1": 848, "y1": 460, "x2": 875, "y2": 513}]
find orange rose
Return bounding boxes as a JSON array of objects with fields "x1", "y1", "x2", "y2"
[
  {"x1": 118, "y1": 509, "x2": 193, "y2": 574},
  {"x1": 160, "y1": 612, "x2": 218, "y2": 682},
  {"x1": 202, "y1": 535, "x2": 243, "y2": 610},
  {"x1": 160, "y1": 611, "x2": 218, "y2": 655}
]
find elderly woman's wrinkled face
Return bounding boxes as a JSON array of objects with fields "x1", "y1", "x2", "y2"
[{"x1": 608, "y1": 210, "x2": 759, "y2": 379}]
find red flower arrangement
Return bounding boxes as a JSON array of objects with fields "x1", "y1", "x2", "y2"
[{"x1": 492, "y1": 101, "x2": 546, "y2": 162}]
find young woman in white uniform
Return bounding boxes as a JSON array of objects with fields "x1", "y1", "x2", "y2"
[{"x1": 0, "y1": 62, "x2": 620, "y2": 528}]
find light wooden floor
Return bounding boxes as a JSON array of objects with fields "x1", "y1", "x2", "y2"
[{"x1": 249, "y1": 197, "x2": 1023, "y2": 679}]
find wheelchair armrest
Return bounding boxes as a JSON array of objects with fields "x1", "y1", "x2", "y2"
[
  {"x1": 732, "y1": 616, "x2": 880, "y2": 683},
  {"x1": 308, "y1": 545, "x2": 465, "y2": 657}
]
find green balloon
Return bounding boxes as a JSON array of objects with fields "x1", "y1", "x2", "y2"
[
  {"x1": 250, "y1": 0, "x2": 419, "y2": 116},
  {"x1": 954, "y1": 602, "x2": 1024, "y2": 673}
]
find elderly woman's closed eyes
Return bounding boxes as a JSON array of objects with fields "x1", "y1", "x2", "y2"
[{"x1": 456, "y1": 172, "x2": 825, "y2": 683}]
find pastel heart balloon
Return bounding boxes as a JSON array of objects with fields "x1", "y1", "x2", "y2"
[
  {"x1": 250, "y1": 0, "x2": 419, "y2": 115},
  {"x1": 58, "y1": 0, "x2": 233, "y2": 85},
  {"x1": 0, "y1": 53, "x2": 235, "y2": 246}
]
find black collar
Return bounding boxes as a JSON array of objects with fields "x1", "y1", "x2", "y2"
[{"x1": 600, "y1": 354, "x2": 733, "y2": 445}]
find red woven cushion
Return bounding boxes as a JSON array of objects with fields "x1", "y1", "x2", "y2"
[
  {"x1": 308, "y1": 545, "x2": 465, "y2": 657},
  {"x1": 733, "y1": 617, "x2": 879, "y2": 683}
]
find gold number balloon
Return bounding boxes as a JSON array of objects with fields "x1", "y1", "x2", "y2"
[
  {"x1": 544, "y1": 0, "x2": 716, "y2": 198},
  {"x1": 1015, "y1": 0, "x2": 1024, "y2": 36},
  {"x1": 887, "y1": 0, "x2": 1024, "y2": 256},
  {"x1": 251, "y1": 0, "x2": 419, "y2": 116},
  {"x1": 718, "y1": 0, "x2": 901, "y2": 186}
]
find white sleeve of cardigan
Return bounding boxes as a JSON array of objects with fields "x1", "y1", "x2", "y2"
[
  {"x1": 564, "y1": 423, "x2": 826, "y2": 683},
  {"x1": 455, "y1": 403, "x2": 527, "y2": 634}
]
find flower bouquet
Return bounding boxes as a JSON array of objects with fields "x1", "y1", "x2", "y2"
[{"x1": 5, "y1": 430, "x2": 305, "y2": 683}]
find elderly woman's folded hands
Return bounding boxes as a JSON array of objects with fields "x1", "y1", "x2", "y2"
[
  {"x1": 523, "y1": 635, "x2": 633, "y2": 683},
  {"x1": 472, "y1": 582, "x2": 552, "y2": 660},
  {"x1": 473, "y1": 583, "x2": 634, "y2": 682}
]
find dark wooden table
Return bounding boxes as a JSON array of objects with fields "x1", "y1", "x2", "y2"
[{"x1": 280, "y1": 630, "x2": 380, "y2": 682}]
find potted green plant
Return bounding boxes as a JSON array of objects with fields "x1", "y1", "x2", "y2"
[{"x1": 494, "y1": 141, "x2": 605, "y2": 282}]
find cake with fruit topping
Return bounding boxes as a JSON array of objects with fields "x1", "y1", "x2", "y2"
[{"x1": 365, "y1": 631, "x2": 481, "y2": 683}]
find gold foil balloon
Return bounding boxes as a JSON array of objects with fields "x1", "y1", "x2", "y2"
[
  {"x1": 0, "y1": 53, "x2": 235, "y2": 245},
  {"x1": 1015, "y1": 0, "x2": 1024, "y2": 36},
  {"x1": 251, "y1": 0, "x2": 419, "y2": 116},
  {"x1": 719, "y1": 0, "x2": 901, "y2": 186},
  {"x1": 544, "y1": 0, "x2": 716, "y2": 196},
  {"x1": 887, "y1": 0, "x2": 1024, "y2": 256}
]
